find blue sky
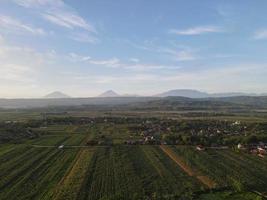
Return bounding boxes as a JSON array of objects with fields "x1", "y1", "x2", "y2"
[{"x1": 0, "y1": 0, "x2": 267, "y2": 97}]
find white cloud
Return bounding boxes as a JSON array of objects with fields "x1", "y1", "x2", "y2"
[
  {"x1": 169, "y1": 26, "x2": 223, "y2": 35},
  {"x1": 0, "y1": 15, "x2": 47, "y2": 36},
  {"x1": 254, "y1": 29, "x2": 267, "y2": 40}
]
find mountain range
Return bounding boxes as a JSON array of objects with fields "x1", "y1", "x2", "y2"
[
  {"x1": 43, "y1": 89, "x2": 266, "y2": 99},
  {"x1": 155, "y1": 89, "x2": 267, "y2": 98}
]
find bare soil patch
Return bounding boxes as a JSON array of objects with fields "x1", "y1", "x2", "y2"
[{"x1": 160, "y1": 145, "x2": 216, "y2": 189}]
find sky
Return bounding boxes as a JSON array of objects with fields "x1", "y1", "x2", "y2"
[{"x1": 1, "y1": 0, "x2": 267, "y2": 98}]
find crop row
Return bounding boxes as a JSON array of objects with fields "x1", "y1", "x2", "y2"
[
  {"x1": 77, "y1": 146, "x2": 202, "y2": 200},
  {"x1": 0, "y1": 145, "x2": 80, "y2": 200},
  {"x1": 53, "y1": 148, "x2": 95, "y2": 200},
  {"x1": 171, "y1": 146, "x2": 267, "y2": 192}
]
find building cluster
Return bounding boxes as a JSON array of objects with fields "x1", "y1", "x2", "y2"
[{"x1": 238, "y1": 142, "x2": 267, "y2": 158}]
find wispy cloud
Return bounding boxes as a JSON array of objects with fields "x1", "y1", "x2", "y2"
[
  {"x1": 0, "y1": 33, "x2": 4, "y2": 43},
  {"x1": 14, "y1": 0, "x2": 95, "y2": 32},
  {"x1": 88, "y1": 58, "x2": 180, "y2": 71},
  {"x1": 89, "y1": 58, "x2": 120, "y2": 66},
  {"x1": 13, "y1": 0, "x2": 97, "y2": 42},
  {"x1": 253, "y1": 29, "x2": 267, "y2": 40},
  {"x1": 121, "y1": 39, "x2": 198, "y2": 62},
  {"x1": 129, "y1": 58, "x2": 140, "y2": 63},
  {"x1": 73, "y1": 74, "x2": 158, "y2": 84},
  {"x1": 42, "y1": 12, "x2": 96, "y2": 32},
  {"x1": 67, "y1": 52, "x2": 180, "y2": 71},
  {"x1": 13, "y1": 0, "x2": 64, "y2": 8},
  {"x1": 0, "y1": 15, "x2": 47, "y2": 36},
  {"x1": 68, "y1": 53, "x2": 91, "y2": 62},
  {"x1": 69, "y1": 32, "x2": 99, "y2": 44},
  {"x1": 175, "y1": 51, "x2": 196, "y2": 61},
  {"x1": 169, "y1": 26, "x2": 223, "y2": 35}
]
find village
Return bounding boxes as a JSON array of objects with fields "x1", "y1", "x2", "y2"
[{"x1": 79, "y1": 118, "x2": 267, "y2": 158}]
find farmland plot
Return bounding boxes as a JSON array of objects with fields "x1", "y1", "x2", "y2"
[
  {"x1": 171, "y1": 146, "x2": 267, "y2": 193},
  {"x1": 78, "y1": 146, "x2": 203, "y2": 200},
  {"x1": 53, "y1": 148, "x2": 95, "y2": 200},
  {"x1": 0, "y1": 146, "x2": 79, "y2": 200}
]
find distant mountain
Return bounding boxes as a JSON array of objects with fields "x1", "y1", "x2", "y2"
[
  {"x1": 44, "y1": 91, "x2": 70, "y2": 99},
  {"x1": 212, "y1": 96, "x2": 267, "y2": 107},
  {"x1": 121, "y1": 93, "x2": 141, "y2": 97},
  {"x1": 98, "y1": 90, "x2": 120, "y2": 97},
  {"x1": 156, "y1": 89, "x2": 265, "y2": 98},
  {"x1": 210, "y1": 92, "x2": 257, "y2": 98},
  {"x1": 156, "y1": 89, "x2": 209, "y2": 98}
]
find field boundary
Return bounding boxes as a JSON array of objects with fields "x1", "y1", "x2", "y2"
[{"x1": 160, "y1": 145, "x2": 216, "y2": 189}]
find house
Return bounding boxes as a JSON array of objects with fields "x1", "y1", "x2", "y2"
[
  {"x1": 161, "y1": 141, "x2": 167, "y2": 145},
  {"x1": 257, "y1": 147, "x2": 267, "y2": 155},
  {"x1": 237, "y1": 143, "x2": 245, "y2": 150},
  {"x1": 196, "y1": 145, "x2": 205, "y2": 151},
  {"x1": 258, "y1": 154, "x2": 265, "y2": 158},
  {"x1": 250, "y1": 149, "x2": 258, "y2": 154},
  {"x1": 232, "y1": 121, "x2": 241, "y2": 125}
]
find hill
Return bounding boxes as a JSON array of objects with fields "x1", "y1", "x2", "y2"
[
  {"x1": 156, "y1": 89, "x2": 210, "y2": 98},
  {"x1": 98, "y1": 90, "x2": 120, "y2": 97},
  {"x1": 156, "y1": 89, "x2": 264, "y2": 98},
  {"x1": 44, "y1": 91, "x2": 70, "y2": 99}
]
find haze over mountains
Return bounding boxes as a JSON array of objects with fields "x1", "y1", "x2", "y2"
[
  {"x1": 43, "y1": 89, "x2": 267, "y2": 99},
  {"x1": 155, "y1": 89, "x2": 266, "y2": 98},
  {"x1": 98, "y1": 90, "x2": 120, "y2": 97},
  {"x1": 44, "y1": 91, "x2": 70, "y2": 99},
  {"x1": 0, "y1": 89, "x2": 266, "y2": 109}
]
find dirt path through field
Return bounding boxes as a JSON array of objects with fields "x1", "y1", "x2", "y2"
[{"x1": 160, "y1": 145, "x2": 216, "y2": 189}]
